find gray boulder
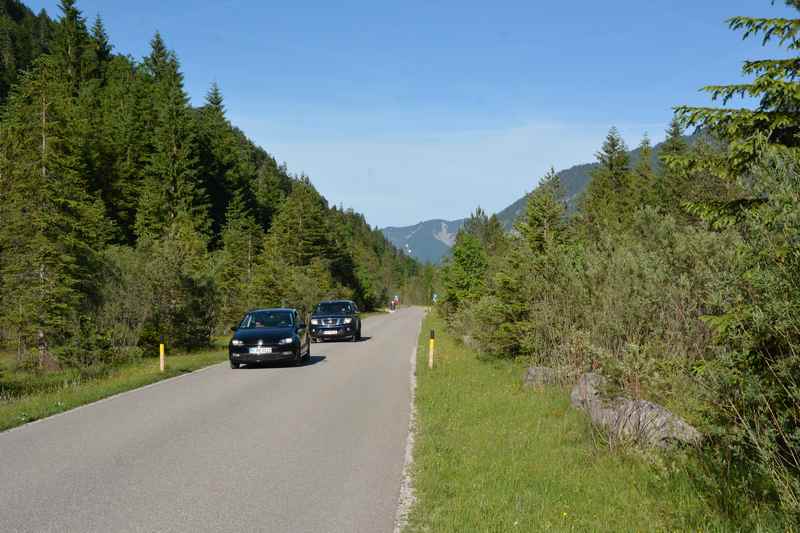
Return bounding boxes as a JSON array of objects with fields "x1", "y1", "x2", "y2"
[
  {"x1": 570, "y1": 372, "x2": 701, "y2": 448},
  {"x1": 609, "y1": 399, "x2": 701, "y2": 448},
  {"x1": 570, "y1": 372, "x2": 606, "y2": 409}
]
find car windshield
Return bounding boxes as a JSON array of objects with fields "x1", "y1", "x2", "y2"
[
  {"x1": 239, "y1": 310, "x2": 294, "y2": 329},
  {"x1": 315, "y1": 302, "x2": 351, "y2": 315}
]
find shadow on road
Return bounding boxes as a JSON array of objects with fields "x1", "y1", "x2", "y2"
[
  {"x1": 242, "y1": 355, "x2": 327, "y2": 369},
  {"x1": 316, "y1": 336, "x2": 372, "y2": 344}
]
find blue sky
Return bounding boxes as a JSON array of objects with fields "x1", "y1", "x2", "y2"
[{"x1": 29, "y1": 1, "x2": 797, "y2": 227}]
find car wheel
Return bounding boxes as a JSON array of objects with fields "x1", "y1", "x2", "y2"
[{"x1": 230, "y1": 359, "x2": 240, "y2": 369}]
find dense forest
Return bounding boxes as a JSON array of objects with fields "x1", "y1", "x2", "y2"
[
  {"x1": 0, "y1": 0, "x2": 429, "y2": 368},
  {"x1": 439, "y1": 3, "x2": 800, "y2": 526}
]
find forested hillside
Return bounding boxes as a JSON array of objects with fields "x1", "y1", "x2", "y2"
[
  {"x1": 439, "y1": 3, "x2": 800, "y2": 526},
  {"x1": 0, "y1": 0, "x2": 53, "y2": 102},
  {"x1": 0, "y1": 0, "x2": 425, "y2": 368}
]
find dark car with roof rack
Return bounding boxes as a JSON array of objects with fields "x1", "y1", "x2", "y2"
[{"x1": 310, "y1": 300, "x2": 362, "y2": 342}]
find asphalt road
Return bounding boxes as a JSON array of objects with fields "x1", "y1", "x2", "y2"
[{"x1": 0, "y1": 307, "x2": 424, "y2": 533}]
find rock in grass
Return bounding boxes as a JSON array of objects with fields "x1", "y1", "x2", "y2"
[
  {"x1": 570, "y1": 372, "x2": 606, "y2": 408},
  {"x1": 570, "y1": 372, "x2": 701, "y2": 448},
  {"x1": 523, "y1": 366, "x2": 561, "y2": 388},
  {"x1": 609, "y1": 399, "x2": 701, "y2": 448}
]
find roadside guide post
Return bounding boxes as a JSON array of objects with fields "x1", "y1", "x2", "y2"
[
  {"x1": 428, "y1": 329, "x2": 435, "y2": 369},
  {"x1": 159, "y1": 336, "x2": 165, "y2": 372}
]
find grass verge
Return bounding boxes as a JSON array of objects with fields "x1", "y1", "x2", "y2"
[
  {"x1": 0, "y1": 345, "x2": 227, "y2": 432},
  {"x1": 407, "y1": 313, "x2": 739, "y2": 532}
]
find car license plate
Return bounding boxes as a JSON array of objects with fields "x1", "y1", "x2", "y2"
[
  {"x1": 323, "y1": 330, "x2": 338, "y2": 335},
  {"x1": 249, "y1": 346, "x2": 272, "y2": 355}
]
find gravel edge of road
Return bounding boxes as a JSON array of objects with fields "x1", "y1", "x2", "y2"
[{"x1": 393, "y1": 308, "x2": 424, "y2": 533}]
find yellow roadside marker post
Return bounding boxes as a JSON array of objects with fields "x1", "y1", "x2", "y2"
[
  {"x1": 428, "y1": 330, "x2": 435, "y2": 369},
  {"x1": 159, "y1": 337, "x2": 165, "y2": 372}
]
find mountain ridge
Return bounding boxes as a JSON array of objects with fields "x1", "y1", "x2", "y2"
[{"x1": 382, "y1": 136, "x2": 677, "y2": 263}]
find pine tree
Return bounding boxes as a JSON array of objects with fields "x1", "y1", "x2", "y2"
[
  {"x1": 206, "y1": 81, "x2": 224, "y2": 114},
  {"x1": 136, "y1": 33, "x2": 209, "y2": 240},
  {"x1": 195, "y1": 81, "x2": 253, "y2": 240},
  {"x1": 0, "y1": 55, "x2": 108, "y2": 362},
  {"x1": 516, "y1": 168, "x2": 565, "y2": 254},
  {"x1": 440, "y1": 232, "x2": 488, "y2": 314},
  {"x1": 462, "y1": 207, "x2": 507, "y2": 257},
  {"x1": 675, "y1": 4, "x2": 800, "y2": 169},
  {"x1": 631, "y1": 134, "x2": 656, "y2": 207},
  {"x1": 87, "y1": 15, "x2": 111, "y2": 74},
  {"x1": 51, "y1": 0, "x2": 90, "y2": 89},
  {"x1": 581, "y1": 127, "x2": 633, "y2": 227},
  {"x1": 265, "y1": 180, "x2": 335, "y2": 267},
  {"x1": 215, "y1": 189, "x2": 262, "y2": 326},
  {"x1": 655, "y1": 119, "x2": 691, "y2": 211}
]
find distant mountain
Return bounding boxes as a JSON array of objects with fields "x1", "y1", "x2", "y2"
[
  {"x1": 382, "y1": 219, "x2": 465, "y2": 264},
  {"x1": 383, "y1": 136, "x2": 683, "y2": 263}
]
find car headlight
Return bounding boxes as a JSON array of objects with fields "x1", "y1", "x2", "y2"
[
  {"x1": 278, "y1": 337, "x2": 295, "y2": 345},
  {"x1": 311, "y1": 319, "x2": 320, "y2": 325},
  {"x1": 231, "y1": 339, "x2": 244, "y2": 346},
  {"x1": 343, "y1": 317, "x2": 353, "y2": 324}
]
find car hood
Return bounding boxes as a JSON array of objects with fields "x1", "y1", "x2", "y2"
[
  {"x1": 311, "y1": 314, "x2": 353, "y2": 319},
  {"x1": 232, "y1": 327, "x2": 294, "y2": 344}
]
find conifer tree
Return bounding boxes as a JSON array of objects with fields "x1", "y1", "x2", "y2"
[
  {"x1": 0, "y1": 55, "x2": 108, "y2": 361},
  {"x1": 51, "y1": 0, "x2": 90, "y2": 89},
  {"x1": 631, "y1": 134, "x2": 656, "y2": 207},
  {"x1": 264, "y1": 180, "x2": 334, "y2": 267},
  {"x1": 136, "y1": 33, "x2": 209, "y2": 240},
  {"x1": 655, "y1": 119, "x2": 691, "y2": 211},
  {"x1": 215, "y1": 189, "x2": 262, "y2": 326},
  {"x1": 676, "y1": 4, "x2": 800, "y2": 169},
  {"x1": 516, "y1": 168, "x2": 565, "y2": 254},
  {"x1": 87, "y1": 15, "x2": 111, "y2": 75},
  {"x1": 440, "y1": 232, "x2": 488, "y2": 314},
  {"x1": 462, "y1": 207, "x2": 507, "y2": 257},
  {"x1": 581, "y1": 127, "x2": 633, "y2": 227}
]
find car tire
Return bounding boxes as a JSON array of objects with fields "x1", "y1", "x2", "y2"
[{"x1": 230, "y1": 360, "x2": 240, "y2": 369}]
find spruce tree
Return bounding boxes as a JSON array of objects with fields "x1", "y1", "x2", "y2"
[
  {"x1": 581, "y1": 127, "x2": 633, "y2": 227},
  {"x1": 0, "y1": 56, "x2": 108, "y2": 361},
  {"x1": 51, "y1": 0, "x2": 90, "y2": 89},
  {"x1": 440, "y1": 232, "x2": 488, "y2": 314},
  {"x1": 655, "y1": 119, "x2": 691, "y2": 211},
  {"x1": 136, "y1": 33, "x2": 209, "y2": 241},
  {"x1": 516, "y1": 168, "x2": 565, "y2": 254},
  {"x1": 264, "y1": 180, "x2": 334, "y2": 267},
  {"x1": 631, "y1": 134, "x2": 656, "y2": 207},
  {"x1": 87, "y1": 15, "x2": 111, "y2": 75},
  {"x1": 675, "y1": 4, "x2": 800, "y2": 169},
  {"x1": 215, "y1": 189, "x2": 262, "y2": 326}
]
